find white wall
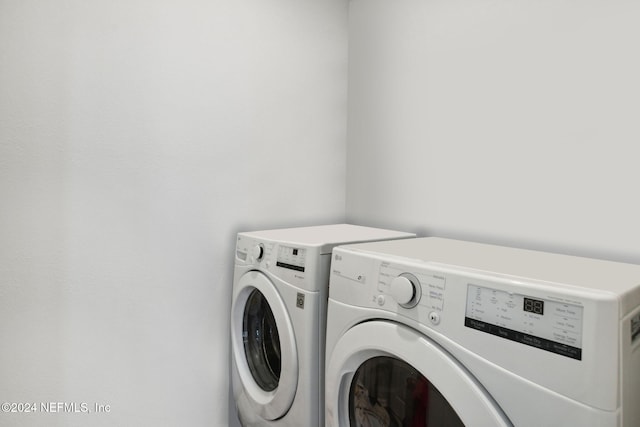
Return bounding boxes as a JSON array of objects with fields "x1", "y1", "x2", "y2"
[
  {"x1": 346, "y1": 0, "x2": 640, "y2": 263},
  {"x1": 0, "y1": 1, "x2": 347, "y2": 426}
]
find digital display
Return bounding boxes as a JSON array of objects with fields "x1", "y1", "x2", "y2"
[{"x1": 523, "y1": 297, "x2": 544, "y2": 315}]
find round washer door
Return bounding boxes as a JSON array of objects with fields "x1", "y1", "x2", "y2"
[
  {"x1": 231, "y1": 271, "x2": 298, "y2": 420},
  {"x1": 325, "y1": 321, "x2": 512, "y2": 427}
]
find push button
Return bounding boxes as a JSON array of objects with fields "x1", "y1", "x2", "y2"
[{"x1": 429, "y1": 311, "x2": 441, "y2": 325}]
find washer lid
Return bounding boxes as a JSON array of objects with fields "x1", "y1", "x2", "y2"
[
  {"x1": 325, "y1": 321, "x2": 512, "y2": 427},
  {"x1": 231, "y1": 271, "x2": 298, "y2": 420}
]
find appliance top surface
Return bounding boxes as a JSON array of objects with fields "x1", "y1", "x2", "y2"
[
  {"x1": 339, "y1": 237, "x2": 640, "y2": 296},
  {"x1": 239, "y1": 224, "x2": 415, "y2": 253}
]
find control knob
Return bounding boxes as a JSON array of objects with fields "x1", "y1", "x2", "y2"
[
  {"x1": 252, "y1": 244, "x2": 264, "y2": 261},
  {"x1": 390, "y1": 273, "x2": 421, "y2": 308}
]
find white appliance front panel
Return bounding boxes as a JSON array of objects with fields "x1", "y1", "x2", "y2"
[{"x1": 329, "y1": 246, "x2": 621, "y2": 412}]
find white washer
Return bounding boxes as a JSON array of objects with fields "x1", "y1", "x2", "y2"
[
  {"x1": 230, "y1": 224, "x2": 415, "y2": 426},
  {"x1": 326, "y1": 237, "x2": 640, "y2": 427}
]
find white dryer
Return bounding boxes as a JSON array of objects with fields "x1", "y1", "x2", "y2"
[
  {"x1": 230, "y1": 224, "x2": 414, "y2": 426},
  {"x1": 325, "y1": 237, "x2": 640, "y2": 427}
]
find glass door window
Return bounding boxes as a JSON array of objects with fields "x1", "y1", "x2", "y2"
[
  {"x1": 349, "y1": 356, "x2": 464, "y2": 427},
  {"x1": 243, "y1": 288, "x2": 281, "y2": 392}
]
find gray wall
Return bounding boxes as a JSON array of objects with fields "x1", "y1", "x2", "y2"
[
  {"x1": 0, "y1": 1, "x2": 347, "y2": 426},
  {"x1": 346, "y1": 0, "x2": 640, "y2": 263}
]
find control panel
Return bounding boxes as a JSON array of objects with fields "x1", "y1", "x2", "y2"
[
  {"x1": 236, "y1": 235, "x2": 319, "y2": 291},
  {"x1": 276, "y1": 246, "x2": 307, "y2": 272},
  {"x1": 465, "y1": 284, "x2": 584, "y2": 360},
  {"x1": 236, "y1": 237, "x2": 307, "y2": 272},
  {"x1": 331, "y1": 251, "x2": 588, "y2": 361}
]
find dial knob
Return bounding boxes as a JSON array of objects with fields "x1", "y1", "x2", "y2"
[
  {"x1": 389, "y1": 273, "x2": 421, "y2": 308},
  {"x1": 252, "y1": 244, "x2": 264, "y2": 261}
]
